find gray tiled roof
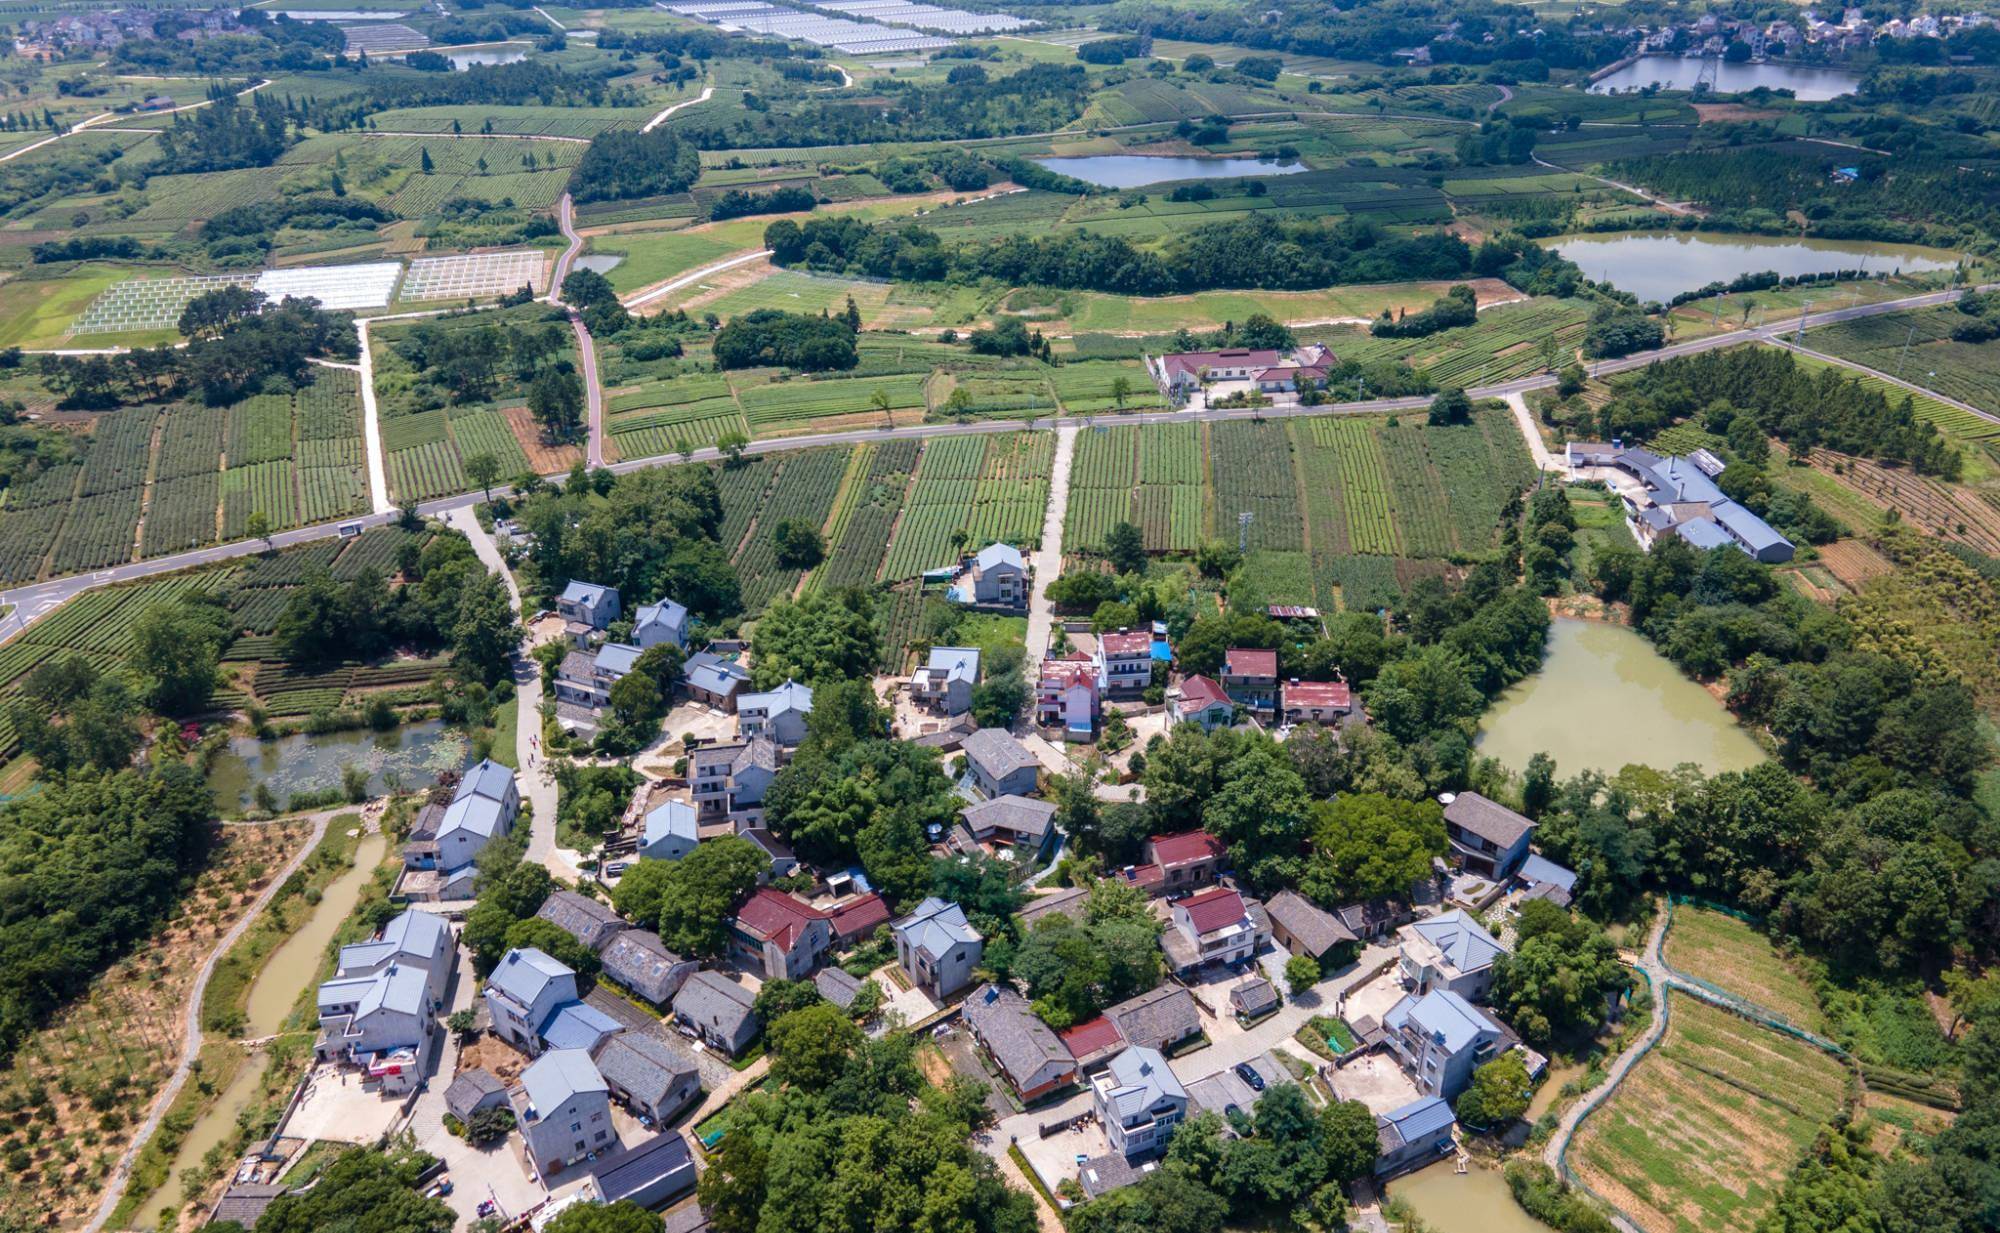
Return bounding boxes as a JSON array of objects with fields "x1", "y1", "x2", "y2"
[
  {"x1": 537, "y1": 889, "x2": 627, "y2": 950},
  {"x1": 1015, "y1": 886, "x2": 1089, "y2": 929},
  {"x1": 1443, "y1": 792, "x2": 1535, "y2": 850},
  {"x1": 456, "y1": 758, "x2": 515, "y2": 805},
  {"x1": 961, "y1": 795, "x2": 1056, "y2": 842},
  {"x1": 1104, "y1": 986, "x2": 1200, "y2": 1051},
  {"x1": 600, "y1": 930, "x2": 690, "y2": 1004},
  {"x1": 593, "y1": 1032, "x2": 697, "y2": 1108},
  {"x1": 963, "y1": 727, "x2": 1038, "y2": 778},
  {"x1": 1264, "y1": 890, "x2": 1355, "y2": 955},
  {"x1": 814, "y1": 967, "x2": 865, "y2": 1009},
  {"x1": 892, "y1": 898, "x2": 980, "y2": 962},
  {"x1": 673, "y1": 971, "x2": 756, "y2": 1031},
  {"x1": 517, "y1": 1047, "x2": 606, "y2": 1117},
  {"x1": 445, "y1": 1068, "x2": 506, "y2": 1122},
  {"x1": 963, "y1": 983, "x2": 1070, "y2": 1084}
]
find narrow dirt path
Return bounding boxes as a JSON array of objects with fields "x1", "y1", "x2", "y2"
[
  {"x1": 1025, "y1": 424, "x2": 1077, "y2": 662},
  {"x1": 1503, "y1": 390, "x2": 1560, "y2": 472},
  {"x1": 354, "y1": 320, "x2": 395, "y2": 514},
  {"x1": 1541, "y1": 909, "x2": 1671, "y2": 1180},
  {"x1": 642, "y1": 83, "x2": 714, "y2": 133}
]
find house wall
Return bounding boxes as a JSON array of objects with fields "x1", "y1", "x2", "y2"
[{"x1": 523, "y1": 1091, "x2": 615, "y2": 1177}]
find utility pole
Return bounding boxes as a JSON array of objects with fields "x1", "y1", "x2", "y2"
[
  {"x1": 1794, "y1": 297, "x2": 1813, "y2": 344},
  {"x1": 1898, "y1": 321, "x2": 1918, "y2": 377}
]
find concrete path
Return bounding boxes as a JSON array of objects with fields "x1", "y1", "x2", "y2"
[
  {"x1": 354, "y1": 319, "x2": 395, "y2": 514},
  {"x1": 683, "y1": 1054, "x2": 770, "y2": 1128},
  {"x1": 623, "y1": 249, "x2": 772, "y2": 311},
  {"x1": 87, "y1": 807, "x2": 344, "y2": 1233},
  {"x1": 360, "y1": 129, "x2": 589, "y2": 144},
  {"x1": 549, "y1": 195, "x2": 606, "y2": 467},
  {"x1": 1025, "y1": 424, "x2": 1077, "y2": 662},
  {"x1": 642, "y1": 83, "x2": 714, "y2": 133},
  {"x1": 1503, "y1": 391, "x2": 1560, "y2": 472},
  {"x1": 1165, "y1": 941, "x2": 1395, "y2": 1085}
]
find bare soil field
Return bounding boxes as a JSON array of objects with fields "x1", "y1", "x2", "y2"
[{"x1": 1663, "y1": 906, "x2": 1827, "y2": 1032}]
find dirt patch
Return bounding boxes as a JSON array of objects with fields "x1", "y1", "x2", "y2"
[
  {"x1": 503, "y1": 404, "x2": 583, "y2": 474},
  {"x1": 1694, "y1": 102, "x2": 1783, "y2": 124},
  {"x1": 1817, "y1": 538, "x2": 1893, "y2": 589},
  {"x1": 458, "y1": 1035, "x2": 531, "y2": 1087},
  {"x1": 0, "y1": 819, "x2": 315, "y2": 1229}
]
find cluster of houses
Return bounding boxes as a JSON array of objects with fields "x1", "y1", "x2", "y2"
[
  {"x1": 1626, "y1": 6, "x2": 1989, "y2": 58},
  {"x1": 1145, "y1": 343, "x2": 1339, "y2": 403},
  {"x1": 1566, "y1": 442, "x2": 1793, "y2": 564},
  {"x1": 14, "y1": 7, "x2": 242, "y2": 57},
  {"x1": 1036, "y1": 632, "x2": 1363, "y2": 741}
]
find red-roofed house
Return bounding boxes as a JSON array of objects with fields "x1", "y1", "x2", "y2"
[
  {"x1": 1143, "y1": 831, "x2": 1226, "y2": 894},
  {"x1": 1255, "y1": 365, "x2": 1329, "y2": 393},
  {"x1": 1096, "y1": 629, "x2": 1153, "y2": 697},
  {"x1": 1170, "y1": 675, "x2": 1234, "y2": 731},
  {"x1": 1158, "y1": 348, "x2": 1285, "y2": 394},
  {"x1": 1169, "y1": 887, "x2": 1257, "y2": 971},
  {"x1": 729, "y1": 888, "x2": 832, "y2": 980},
  {"x1": 828, "y1": 892, "x2": 891, "y2": 946},
  {"x1": 1222, "y1": 647, "x2": 1280, "y2": 717},
  {"x1": 1060, "y1": 1015, "x2": 1126, "y2": 1070},
  {"x1": 1037, "y1": 654, "x2": 1102, "y2": 737},
  {"x1": 1282, "y1": 678, "x2": 1355, "y2": 727}
]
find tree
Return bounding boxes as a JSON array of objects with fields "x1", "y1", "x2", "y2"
[
  {"x1": 465, "y1": 1105, "x2": 517, "y2": 1146},
  {"x1": 1557, "y1": 362, "x2": 1586, "y2": 398},
  {"x1": 451, "y1": 571, "x2": 522, "y2": 686},
  {"x1": 1111, "y1": 375, "x2": 1131, "y2": 408},
  {"x1": 129, "y1": 595, "x2": 231, "y2": 714},
  {"x1": 1103, "y1": 520, "x2": 1146, "y2": 574},
  {"x1": 542, "y1": 1203, "x2": 661, "y2": 1233},
  {"x1": 1319, "y1": 1098, "x2": 1380, "y2": 1184},
  {"x1": 772, "y1": 518, "x2": 825, "y2": 570},
  {"x1": 245, "y1": 510, "x2": 272, "y2": 548},
  {"x1": 462, "y1": 859, "x2": 554, "y2": 975},
  {"x1": 1428, "y1": 385, "x2": 1473, "y2": 426},
  {"x1": 529, "y1": 367, "x2": 585, "y2": 441},
  {"x1": 767, "y1": 1002, "x2": 863, "y2": 1090},
  {"x1": 1067, "y1": 1169, "x2": 1228, "y2": 1233},
  {"x1": 466, "y1": 451, "x2": 502, "y2": 499},
  {"x1": 1490, "y1": 899, "x2": 1629, "y2": 1046},
  {"x1": 613, "y1": 837, "x2": 767, "y2": 957},
  {"x1": 1299, "y1": 793, "x2": 1445, "y2": 906},
  {"x1": 1456, "y1": 1051, "x2": 1531, "y2": 1129},
  {"x1": 748, "y1": 590, "x2": 880, "y2": 688},
  {"x1": 420, "y1": 146, "x2": 434, "y2": 174},
  {"x1": 971, "y1": 671, "x2": 1027, "y2": 728},
  {"x1": 752, "y1": 977, "x2": 824, "y2": 1022},
  {"x1": 504, "y1": 917, "x2": 600, "y2": 983},
  {"x1": 1283, "y1": 953, "x2": 1319, "y2": 996},
  {"x1": 256, "y1": 1147, "x2": 453, "y2": 1233}
]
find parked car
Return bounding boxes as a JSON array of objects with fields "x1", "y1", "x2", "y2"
[{"x1": 1234, "y1": 1062, "x2": 1265, "y2": 1092}]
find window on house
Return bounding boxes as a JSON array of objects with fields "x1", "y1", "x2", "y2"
[
  {"x1": 571, "y1": 1122, "x2": 582, "y2": 1132},
  {"x1": 595, "y1": 1130, "x2": 609, "y2": 1142}
]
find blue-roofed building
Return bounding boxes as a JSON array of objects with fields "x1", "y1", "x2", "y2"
[
  {"x1": 541, "y1": 1001, "x2": 622, "y2": 1053},
  {"x1": 558, "y1": 580, "x2": 620, "y2": 635},
  {"x1": 513, "y1": 1048, "x2": 616, "y2": 1179},
  {"x1": 457, "y1": 757, "x2": 520, "y2": 814},
  {"x1": 314, "y1": 960, "x2": 439, "y2": 1094},
  {"x1": 634, "y1": 596, "x2": 690, "y2": 650},
  {"x1": 1517, "y1": 854, "x2": 1578, "y2": 908},
  {"x1": 485, "y1": 947, "x2": 582, "y2": 1057},
  {"x1": 910, "y1": 646, "x2": 981, "y2": 715},
  {"x1": 1582, "y1": 444, "x2": 1794, "y2": 563},
  {"x1": 1150, "y1": 620, "x2": 1173, "y2": 663},
  {"x1": 947, "y1": 542, "x2": 1029, "y2": 609},
  {"x1": 1382, "y1": 988, "x2": 1511, "y2": 1101},
  {"x1": 737, "y1": 679, "x2": 813, "y2": 747},
  {"x1": 684, "y1": 650, "x2": 751, "y2": 712},
  {"x1": 401, "y1": 758, "x2": 523, "y2": 902},
  {"x1": 641, "y1": 799, "x2": 699, "y2": 862},
  {"x1": 335, "y1": 910, "x2": 453, "y2": 1010},
  {"x1": 1374, "y1": 1096, "x2": 1456, "y2": 1175},
  {"x1": 1398, "y1": 909, "x2": 1511, "y2": 1001},
  {"x1": 1092, "y1": 1046, "x2": 1189, "y2": 1159}
]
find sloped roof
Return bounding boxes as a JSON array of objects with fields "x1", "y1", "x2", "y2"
[
  {"x1": 644, "y1": 800, "x2": 699, "y2": 851},
  {"x1": 1406, "y1": 910, "x2": 1510, "y2": 975},
  {"x1": 672, "y1": 971, "x2": 756, "y2": 1029},
  {"x1": 1147, "y1": 830, "x2": 1224, "y2": 868},
  {"x1": 561, "y1": 580, "x2": 614, "y2": 606},
  {"x1": 1377, "y1": 1095, "x2": 1454, "y2": 1151},
  {"x1": 518, "y1": 1048, "x2": 606, "y2": 1117},
  {"x1": 1175, "y1": 675, "x2": 1231, "y2": 716},
  {"x1": 1232, "y1": 977, "x2": 1280, "y2": 1015},
  {"x1": 1099, "y1": 630, "x2": 1150, "y2": 656},
  {"x1": 1518, "y1": 853, "x2": 1577, "y2": 894},
  {"x1": 815, "y1": 966, "x2": 865, "y2": 1009},
  {"x1": 537, "y1": 890, "x2": 626, "y2": 948},
  {"x1": 963, "y1": 983, "x2": 1071, "y2": 1084},
  {"x1": 1160, "y1": 348, "x2": 1283, "y2": 379},
  {"x1": 961, "y1": 794, "x2": 1057, "y2": 841},
  {"x1": 487, "y1": 947, "x2": 575, "y2": 1008},
  {"x1": 354, "y1": 963, "x2": 429, "y2": 1019},
  {"x1": 1016, "y1": 885, "x2": 1090, "y2": 929},
  {"x1": 975, "y1": 542, "x2": 1025, "y2": 571},
  {"x1": 740, "y1": 678, "x2": 813, "y2": 717},
  {"x1": 1283, "y1": 679, "x2": 1352, "y2": 709},
  {"x1": 437, "y1": 794, "x2": 507, "y2": 844},
  {"x1": 594, "y1": 1032, "x2": 696, "y2": 1107},
  {"x1": 921, "y1": 646, "x2": 981, "y2": 683},
  {"x1": 1101, "y1": 1046, "x2": 1185, "y2": 1121},
  {"x1": 590, "y1": 1132, "x2": 697, "y2": 1207},
  {"x1": 1443, "y1": 792, "x2": 1534, "y2": 850},
  {"x1": 456, "y1": 758, "x2": 516, "y2": 805},
  {"x1": 1224, "y1": 647, "x2": 1278, "y2": 677},
  {"x1": 829, "y1": 892, "x2": 891, "y2": 943},
  {"x1": 541, "y1": 1000, "x2": 622, "y2": 1051},
  {"x1": 1179, "y1": 886, "x2": 1248, "y2": 935},
  {"x1": 1060, "y1": 1015, "x2": 1124, "y2": 1064},
  {"x1": 445, "y1": 1068, "x2": 506, "y2": 1122},
  {"x1": 893, "y1": 897, "x2": 980, "y2": 961},
  {"x1": 1104, "y1": 985, "x2": 1200, "y2": 1051},
  {"x1": 1264, "y1": 890, "x2": 1355, "y2": 955},
  {"x1": 635, "y1": 597, "x2": 688, "y2": 635},
  {"x1": 337, "y1": 909, "x2": 450, "y2": 976},
  {"x1": 684, "y1": 651, "x2": 750, "y2": 696},
  {"x1": 1384, "y1": 988, "x2": 1504, "y2": 1053},
  {"x1": 735, "y1": 888, "x2": 830, "y2": 951},
  {"x1": 600, "y1": 930, "x2": 690, "y2": 1001},
  {"x1": 595, "y1": 642, "x2": 644, "y2": 677},
  {"x1": 963, "y1": 727, "x2": 1038, "y2": 779}
]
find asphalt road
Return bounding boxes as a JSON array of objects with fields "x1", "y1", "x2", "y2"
[{"x1": 0, "y1": 283, "x2": 1982, "y2": 635}]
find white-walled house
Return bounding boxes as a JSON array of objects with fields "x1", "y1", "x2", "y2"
[
  {"x1": 633, "y1": 597, "x2": 690, "y2": 649},
  {"x1": 911, "y1": 646, "x2": 981, "y2": 715},
  {"x1": 640, "y1": 800, "x2": 699, "y2": 862},
  {"x1": 892, "y1": 898, "x2": 983, "y2": 999},
  {"x1": 1093, "y1": 1047, "x2": 1187, "y2": 1159},
  {"x1": 514, "y1": 1049, "x2": 616, "y2": 1179},
  {"x1": 737, "y1": 679, "x2": 813, "y2": 747},
  {"x1": 558, "y1": 581, "x2": 621, "y2": 638}
]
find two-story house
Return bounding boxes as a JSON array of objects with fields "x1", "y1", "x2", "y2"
[
  {"x1": 736, "y1": 679, "x2": 813, "y2": 747},
  {"x1": 1096, "y1": 629, "x2": 1153, "y2": 698},
  {"x1": 729, "y1": 888, "x2": 833, "y2": 980},
  {"x1": 639, "y1": 800, "x2": 699, "y2": 862},
  {"x1": 513, "y1": 1049, "x2": 616, "y2": 1180},
  {"x1": 1093, "y1": 1046, "x2": 1188, "y2": 1158},
  {"x1": 1374, "y1": 1096, "x2": 1456, "y2": 1176},
  {"x1": 1165, "y1": 886, "x2": 1258, "y2": 975},
  {"x1": 1142, "y1": 831, "x2": 1226, "y2": 895},
  {"x1": 1168, "y1": 675, "x2": 1234, "y2": 731},
  {"x1": 1036, "y1": 654, "x2": 1101, "y2": 738},
  {"x1": 404, "y1": 759, "x2": 519, "y2": 902},
  {"x1": 1442, "y1": 792, "x2": 1535, "y2": 880},
  {"x1": 1396, "y1": 910, "x2": 1510, "y2": 1002},
  {"x1": 689, "y1": 737, "x2": 779, "y2": 826},
  {"x1": 484, "y1": 947, "x2": 620, "y2": 1057},
  {"x1": 910, "y1": 646, "x2": 981, "y2": 715},
  {"x1": 671, "y1": 971, "x2": 759, "y2": 1056},
  {"x1": 962, "y1": 727, "x2": 1040, "y2": 798},
  {"x1": 1281, "y1": 678, "x2": 1356, "y2": 728},
  {"x1": 683, "y1": 650, "x2": 751, "y2": 712},
  {"x1": 1221, "y1": 648, "x2": 1280, "y2": 718},
  {"x1": 891, "y1": 898, "x2": 984, "y2": 1000},
  {"x1": 333, "y1": 910, "x2": 454, "y2": 1011},
  {"x1": 1381, "y1": 987, "x2": 1510, "y2": 1102},
  {"x1": 632, "y1": 597, "x2": 689, "y2": 650},
  {"x1": 949, "y1": 542, "x2": 1028, "y2": 609},
  {"x1": 558, "y1": 581, "x2": 621, "y2": 642},
  {"x1": 554, "y1": 642, "x2": 644, "y2": 712},
  {"x1": 313, "y1": 963, "x2": 438, "y2": 1095}
]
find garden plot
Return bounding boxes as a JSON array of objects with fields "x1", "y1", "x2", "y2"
[
  {"x1": 400, "y1": 250, "x2": 548, "y2": 302},
  {"x1": 1571, "y1": 993, "x2": 1850, "y2": 1233},
  {"x1": 73, "y1": 273, "x2": 258, "y2": 335},
  {"x1": 1663, "y1": 907, "x2": 1827, "y2": 1033}
]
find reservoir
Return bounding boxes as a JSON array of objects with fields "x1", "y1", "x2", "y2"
[
  {"x1": 1590, "y1": 56, "x2": 1861, "y2": 100},
  {"x1": 1476, "y1": 618, "x2": 1765, "y2": 778},
  {"x1": 1029, "y1": 154, "x2": 1309, "y2": 189},
  {"x1": 207, "y1": 720, "x2": 471, "y2": 815},
  {"x1": 1392, "y1": 1158, "x2": 1556, "y2": 1233},
  {"x1": 1547, "y1": 230, "x2": 1960, "y2": 305}
]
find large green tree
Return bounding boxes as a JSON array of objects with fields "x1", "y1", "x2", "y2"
[
  {"x1": 1490, "y1": 900, "x2": 1629, "y2": 1046},
  {"x1": 748, "y1": 589, "x2": 881, "y2": 688},
  {"x1": 1299, "y1": 793, "x2": 1447, "y2": 907},
  {"x1": 612, "y1": 836, "x2": 767, "y2": 957}
]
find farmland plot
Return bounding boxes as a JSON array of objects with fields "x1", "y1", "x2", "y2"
[
  {"x1": 1664, "y1": 907, "x2": 1827, "y2": 1033},
  {"x1": 1064, "y1": 424, "x2": 1137, "y2": 551},
  {"x1": 880, "y1": 435, "x2": 1043, "y2": 580},
  {"x1": 821, "y1": 441, "x2": 920, "y2": 589},
  {"x1": 732, "y1": 446, "x2": 851, "y2": 614},
  {"x1": 736, "y1": 373, "x2": 926, "y2": 432},
  {"x1": 1209, "y1": 421, "x2": 1305, "y2": 551}
]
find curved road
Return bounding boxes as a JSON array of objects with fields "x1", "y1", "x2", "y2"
[
  {"x1": 549, "y1": 194, "x2": 607, "y2": 466},
  {"x1": 87, "y1": 808, "x2": 344, "y2": 1233},
  {"x1": 0, "y1": 282, "x2": 1984, "y2": 637}
]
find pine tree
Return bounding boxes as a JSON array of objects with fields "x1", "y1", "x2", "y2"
[{"x1": 420, "y1": 146, "x2": 434, "y2": 174}]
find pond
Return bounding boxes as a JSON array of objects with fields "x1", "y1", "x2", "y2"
[
  {"x1": 132, "y1": 1053, "x2": 274, "y2": 1231},
  {"x1": 448, "y1": 48, "x2": 529, "y2": 69},
  {"x1": 1028, "y1": 154, "x2": 1309, "y2": 189},
  {"x1": 573, "y1": 253, "x2": 625, "y2": 276},
  {"x1": 1392, "y1": 1157, "x2": 1556, "y2": 1233},
  {"x1": 1476, "y1": 618, "x2": 1765, "y2": 778},
  {"x1": 207, "y1": 720, "x2": 472, "y2": 815},
  {"x1": 1547, "y1": 230, "x2": 1961, "y2": 305},
  {"x1": 1590, "y1": 55, "x2": 1861, "y2": 100}
]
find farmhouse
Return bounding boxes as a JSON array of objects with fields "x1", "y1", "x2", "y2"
[
  {"x1": 1443, "y1": 792, "x2": 1536, "y2": 880},
  {"x1": 1097, "y1": 629, "x2": 1153, "y2": 697},
  {"x1": 599, "y1": 930, "x2": 697, "y2": 1007},
  {"x1": 737, "y1": 679, "x2": 814, "y2": 746},
  {"x1": 910, "y1": 645, "x2": 981, "y2": 715},
  {"x1": 947, "y1": 542, "x2": 1029, "y2": 609},
  {"x1": 1568, "y1": 443, "x2": 1794, "y2": 563},
  {"x1": 683, "y1": 650, "x2": 751, "y2": 711},
  {"x1": 558, "y1": 580, "x2": 620, "y2": 639},
  {"x1": 892, "y1": 897, "x2": 984, "y2": 999},
  {"x1": 639, "y1": 799, "x2": 700, "y2": 863},
  {"x1": 961, "y1": 983, "x2": 1077, "y2": 1101},
  {"x1": 1037, "y1": 654, "x2": 1102, "y2": 737},
  {"x1": 730, "y1": 888, "x2": 834, "y2": 980},
  {"x1": 955, "y1": 794, "x2": 1058, "y2": 861},
  {"x1": 671, "y1": 971, "x2": 759, "y2": 1056},
  {"x1": 538, "y1": 889, "x2": 628, "y2": 954},
  {"x1": 962, "y1": 727, "x2": 1040, "y2": 798},
  {"x1": 513, "y1": 1049, "x2": 616, "y2": 1178},
  {"x1": 1221, "y1": 647, "x2": 1280, "y2": 718},
  {"x1": 632, "y1": 596, "x2": 690, "y2": 649},
  {"x1": 690, "y1": 737, "x2": 779, "y2": 825},
  {"x1": 1397, "y1": 909, "x2": 1510, "y2": 1001},
  {"x1": 1168, "y1": 674, "x2": 1234, "y2": 730}
]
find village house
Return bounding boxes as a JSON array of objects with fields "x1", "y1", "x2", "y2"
[
  {"x1": 1335, "y1": 897, "x2": 1418, "y2": 943},
  {"x1": 314, "y1": 919, "x2": 445, "y2": 1098},
  {"x1": 1221, "y1": 647, "x2": 1280, "y2": 718},
  {"x1": 1097, "y1": 629, "x2": 1153, "y2": 697},
  {"x1": 1567, "y1": 444, "x2": 1793, "y2": 563},
  {"x1": 742, "y1": 828, "x2": 799, "y2": 881},
  {"x1": 962, "y1": 727, "x2": 1041, "y2": 798},
  {"x1": 1096, "y1": 986, "x2": 1203, "y2": 1060},
  {"x1": 402, "y1": 759, "x2": 519, "y2": 901},
  {"x1": 1516, "y1": 853, "x2": 1579, "y2": 908},
  {"x1": 1144, "y1": 831, "x2": 1227, "y2": 895},
  {"x1": 334, "y1": 910, "x2": 454, "y2": 1010},
  {"x1": 910, "y1": 646, "x2": 981, "y2": 715},
  {"x1": 1398, "y1": 910, "x2": 1510, "y2": 1001},
  {"x1": 955, "y1": 794, "x2": 1058, "y2": 862},
  {"x1": 961, "y1": 983, "x2": 1078, "y2": 1101},
  {"x1": 892, "y1": 897, "x2": 984, "y2": 999},
  {"x1": 1037, "y1": 654, "x2": 1102, "y2": 737},
  {"x1": 1094, "y1": 1046, "x2": 1188, "y2": 1158},
  {"x1": 538, "y1": 889, "x2": 629, "y2": 954},
  {"x1": 484, "y1": 947, "x2": 621, "y2": 1058},
  {"x1": 1374, "y1": 1096, "x2": 1456, "y2": 1176},
  {"x1": 730, "y1": 887, "x2": 834, "y2": 980},
  {"x1": 689, "y1": 737, "x2": 780, "y2": 826},
  {"x1": 1443, "y1": 792, "x2": 1536, "y2": 880},
  {"x1": 513, "y1": 1049, "x2": 616, "y2": 1179},
  {"x1": 558, "y1": 580, "x2": 621, "y2": 640},
  {"x1": 598, "y1": 930, "x2": 697, "y2": 1007},
  {"x1": 632, "y1": 596, "x2": 690, "y2": 650},
  {"x1": 1015, "y1": 885, "x2": 1090, "y2": 931},
  {"x1": 1168, "y1": 674, "x2": 1234, "y2": 731},
  {"x1": 815, "y1": 967, "x2": 867, "y2": 1011},
  {"x1": 737, "y1": 679, "x2": 814, "y2": 747},
  {"x1": 445, "y1": 1068, "x2": 509, "y2": 1127},
  {"x1": 1263, "y1": 890, "x2": 1358, "y2": 969},
  {"x1": 1164, "y1": 886, "x2": 1259, "y2": 975},
  {"x1": 592, "y1": 1032, "x2": 701, "y2": 1124},
  {"x1": 682, "y1": 650, "x2": 751, "y2": 711},
  {"x1": 1381, "y1": 987, "x2": 1512, "y2": 1101},
  {"x1": 554, "y1": 644, "x2": 645, "y2": 732},
  {"x1": 1281, "y1": 678, "x2": 1357, "y2": 728},
  {"x1": 1231, "y1": 977, "x2": 1281, "y2": 1021},
  {"x1": 582, "y1": 1133, "x2": 701, "y2": 1211},
  {"x1": 671, "y1": 971, "x2": 759, "y2": 1056},
  {"x1": 828, "y1": 890, "x2": 891, "y2": 947},
  {"x1": 639, "y1": 800, "x2": 700, "y2": 863},
  {"x1": 948, "y1": 542, "x2": 1029, "y2": 608}
]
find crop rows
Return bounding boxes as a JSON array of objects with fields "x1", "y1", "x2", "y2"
[
  {"x1": 226, "y1": 395, "x2": 294, "y2": 467},
  {"x1": 718, "y1": 459, "x2": 782, "y2": 556},
  {"x1": 156, "y1": 407, "x2": 225, "y2": 481},
  {"x1": 1138, "y1": 423, "x2": 1201, "y2": 485},
  {"x1": 1051, "y1": 360, "x2": 1159, "y2": 413},
  {"x1": 301, "y1": 467, "x2": 367, "y2": 523},
  {"x1": 822, "y1": 442, "x2": 919, "y2": 589},
  {"x1": 610, "y1": 410, "x2": 745, "y2": 463},
  {"x1": 1137, "y1": 483, "x2": 1203, "y2": 553},
  {"x1": 449, "y1": 410, "x2": 533, "y2": 476},
  {"x1": 1065, "y1": 487, "x2": 1134, "y2": 553},
  {"x1": 388, "y1": 443, "x2": 469, "y2": 503},
  {"x1": 1072, "y1": 426, "x2": 1137, "y2": 488},
  {"x1": 733, "y1": 447, "x2": 849, "y2": 613},
  {"x1": 1309, "y1": 418, "x2": 1401, "y2": 556},
  {"x1": 222, "y1": 462, "x2": 299, "y2": 537},
  {"x1": 880, "y1": 441, "x2": 991, "y2": 580},
  {"x1": 142, "y1": 474, "x2": 220, "y2": 557},
  {"x1": 1210, "y1": 421, "x2": 1305, "y2": 550},
  {"x1": 382, "y1": 410, "x2": 449, "y2": 452},
  {"x1": 333, "y1": 528, "x2": 424, "y2": 579},
  {"x1": 78, "y1": 410, "x2": 155, "y2": 496},
  {"x1": 738, "y1": 374, "x2": 926, "y2": 429},
  {"x1": 49, "y1": 485, "x2": 142, "y2": 574},
  {"x1": 609, "y1": 374, "x2": 732, "y2": 415}
]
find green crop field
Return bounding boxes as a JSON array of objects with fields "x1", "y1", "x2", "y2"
[
  {"x1": 880, "y1": 434, "x2": 1048, "y2": 580},
  {"x1": 736, "y1": 373, "x2": 927, "y2": 430},
  {"x1": 1803, "y1": 310, "x2": 2000, "y2": 428},
  {"x1": 1664, "y1": 907, "x2": 1828, "y2": 1033}
]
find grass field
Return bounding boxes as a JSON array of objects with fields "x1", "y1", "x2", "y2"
[
  {"x1": 1571, "y1": 993, "x2": 1851, "y2": 1233},
  {"x1": 0, "y1": 263, "x2": 137, "y2": 348},
  {"x1": 1664, "y1": 906, "x2": 1828, "y2": 1033}
]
